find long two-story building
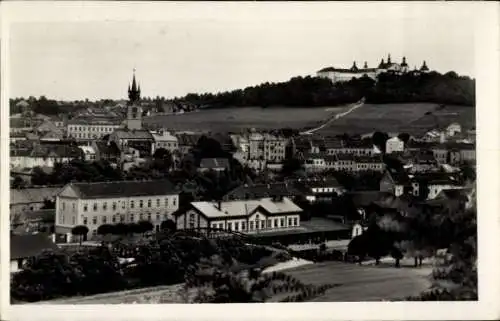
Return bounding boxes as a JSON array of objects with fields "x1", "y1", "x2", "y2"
[{"x1": 55, "y1": 180, "x2": 179, "y2": 242}]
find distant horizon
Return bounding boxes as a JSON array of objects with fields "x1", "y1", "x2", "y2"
[
  {"x1": 7, "y1": 3, "x2": 475, "y2": 101},
  {"x1": 8, "y1": 67, "x2": 475, "y2": 103}
]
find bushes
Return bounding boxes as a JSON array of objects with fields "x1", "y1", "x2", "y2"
[{"x1": 12, "y1": 233, "x2": 278, "y2": 303}]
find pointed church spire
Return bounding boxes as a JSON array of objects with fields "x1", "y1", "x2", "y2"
[
  {"x1": 379, "y1": 58, "x2": 385, "y2": 68},
  {"x1": 128, "y1": 68, "x2": 141, "y2": 103},
  {"x1": 363, "y1": 61, "x2": 368, "y2": 69},
  {"x1": 401, "y1": 56, "x2": 408, "y2": 66},
  {"x1": 387, "y1": 53, "x2": 391, "y2": 64}
]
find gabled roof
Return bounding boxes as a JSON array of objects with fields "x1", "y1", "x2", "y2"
[
  {"x1": 10, "y1": 187, "x2": 63, "y2": 205},
  {"x1": 63, "y1": 180, "x2": 177, "y2": 199},
  {"x1": 112, "y1": 129, "x2": 154, "y2": 140},
  {"x1": 223, "y1": 182, "x2": 307, "y2": 201},
  {"x1": 188, "y1": 197, "x2": 302, "y2": 220},
  {"x1": 434, "y1": 188, "x2": 471, "y2": 202},
  {"x1": 10, "y1": 233, "x2": 59, "y2": 260}
]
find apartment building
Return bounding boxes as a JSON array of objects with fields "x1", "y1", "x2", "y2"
[{"x1": 55, "y1": 180, "x2": 179, "y2": 241}]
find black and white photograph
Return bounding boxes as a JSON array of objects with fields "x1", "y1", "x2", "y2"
[{"x1": 1, "y1": 2, "x2": 499, "y2": 320}]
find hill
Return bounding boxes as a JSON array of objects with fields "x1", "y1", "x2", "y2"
[{"x1": 178, "y1": 71, "x2": 475, "y2": 108}]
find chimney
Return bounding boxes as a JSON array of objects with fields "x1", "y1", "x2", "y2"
[{"x1": 217, "y1": 200, "x2": 222, "y2": 211}]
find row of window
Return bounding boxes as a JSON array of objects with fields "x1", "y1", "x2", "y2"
[
  {"x1": 327, "y1": 149, "x2": 373, "y2": 156},
  {"x1": 156, "y1": 142, "x2": 178, "y2": 148},
  {"x1": 81, "y1": 212, "x2": 169, "y2": 225},
  {"x1": 70, "y1": 133, "x2": 106, "y2": 139},
  {"x1": 68, "y1": 126, "x2": 117, "y2": 132},
  {"x1": 79, "y1": 198, "x2": 177, "y2": 212},
  {"x1": 208, "y1": 217, "x2": 299, "y2": 232}
]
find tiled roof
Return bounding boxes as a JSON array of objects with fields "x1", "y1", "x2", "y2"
[
  {"x1": 67, "y1": 180, "x2": 177, "y2": 199},
  {"x1": 224, "y1": 182, "x2": 307, "y2": 201},
  {"x1": 435, "y1": 188, "x2": 472, "y2": 202},
  {"x1": 301, "y1": 178, "x2": 342, "y2": 189},
  {"x1": 10, "y1": 144, "x2": 83, "y2": 158},
  {"x1": 67, "y1": 117, "x2": 122, "y2": 125},
  {"x1": 355, "y1": 155, "x2": 384, "y2": 163},
  {"x1": 412, "y1": 172, "x2": 462, "y2": 185},
  {"x1": 112, "y1": 129, "x2": 154, "y2": 140},
  {"x1": 10, "y1": 233, "x2": 59, "y2": 260},
  {"x1": 190, "y1": 197, "x2": 302, "y2": 219},
  {"x1": 10, "y1": 187, "x2": 63, "y2": 205},
  {"x1": 344, "y1": 140, "x2": 373, "y2": 148},
  {"x1": 152, "y1": 132, "x2": 178, "y2": 142},
  {"x1": 93, "y1": 141, "x2": 121, "y2": 155},
  {"x1": 199, "y1": 158, "x2": 230, "y2": 170},
  {"x1": 176, "y1": 133, "x2": 202, "y2": 146}
]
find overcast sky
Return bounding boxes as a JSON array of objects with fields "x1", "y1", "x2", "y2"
[{"x1": 7, "y1": 3, "x2": 476, "y2": 101}]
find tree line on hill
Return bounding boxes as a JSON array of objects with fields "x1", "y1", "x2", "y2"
[{"x1": 178, "y1": 71, "x2": 475, "y2": 108}]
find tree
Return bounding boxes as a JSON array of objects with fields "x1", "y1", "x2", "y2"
[
  {"x1": 397, "y1": 133, "x2": 411, "y2": 144},
  {"x1": 113, "y1": 223, "x2": 128, "y2": 236},
  {"x1": 97, "y1": 224, "x2": 114, "y2": 236},
  {"x1": 152, "y1": 148, "x2": 173, "y2": 172},
  {"x1": 31, "y1": 167, "x2": 51, "y2": 186},
  {"x1": 160, "y1": 219, "x2": 177, "y2": 232},
  {"x1": 372, "y1": 131, "x2": 389, "y2": 153},
  {"x1": 71, "y1": 225, "x2": 89, "y2": 246},
  {"x1": 137, "y1": 220, "x2": 154, "y2": 235}
]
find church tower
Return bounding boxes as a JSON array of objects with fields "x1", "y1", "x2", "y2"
[{"x1": 126, "y1": 70, "x2": 143, "y2": 130}]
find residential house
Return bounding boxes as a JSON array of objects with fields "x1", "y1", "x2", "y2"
[
  {"x1": 304, "y1": 153, "x2": 327, "y2": 172},
  {"x1": 379, "y1": 169, "x2": 411, "y2": 197},
  {"x1": 223, "y1": 182, "x2": 307, "y2": 201},
  {"x1": 341, "y1": 139, "x2": 375, "y2": 156},
  {"x1": 262, "y1": 134, "x2": 288, "y2": 162},
  {"x1": 411, "y1": 172, "x2": 463, "y2": 199},
  {"x1": 355, "y1": 155, "x2": 385, "y2": 172},
  {"x1": 79, "y1": 145, "x2": 96, "y2": 162},
  {"x1": 10, "y1": 233, "x2": 59, "y2": 273},
  {"x1": 296, "y1": 178, "x2": 346, "y2": 202},
  {"x1": 152, "y1": 130, "x2": 179, "y2": 154},
  {"x1": 248, "y1": 132, "x2": 265, "y2": 160},
  {"x1": 10, "y1": 144, "x2": 83, "y2": 169},
  {"x1": 176, "y1": 133, "x2": 202, "y2": 156},
  {"x1": 92, "y1": 141, "x2": 121, "y2": 163},
  {"x1": 10, "y1": 187, "x2": 63, "y2": 220},
  {"x1": 325, "y1": 154, "x2": 357, "y2": 172},
  {"x1": 198, "y1": 158, "x2": 230, "y2": 173},
  {"x1": 385, "y1": 136, "x2": 405, "y2": 154},
  {"x1": 55, "y1": 180, "x2": 179, "y2": 242},
  {"x1": 11, "y1": 209, "x2": 55, "y2": 234},
  {"x1": 174, "y1": 197, "x2": 303, "y2": 235},
  {"x1": 446, "y1": 123, "x2": 462, "y2": 137},
  {"x1": 67, "y1": 117, "x2": 122, "y2": 141},
  {"x1": 109, "y1": 128, "x2": 155, "y2": 158}
]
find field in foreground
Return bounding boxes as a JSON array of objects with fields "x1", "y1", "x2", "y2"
[
  {"x1": 284, "y1": 261, "x2": 432, "y2": 302},
  {"x1": 34, "y1": 260, "x2": 432, "y2": 304},
  {"x1": 143, "y1": 103, "x2": 474, "y2": 136}
]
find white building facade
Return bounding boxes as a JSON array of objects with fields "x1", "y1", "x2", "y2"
[{"x1": 55, "y1": 180, "x2": 179, "y2": 241}]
